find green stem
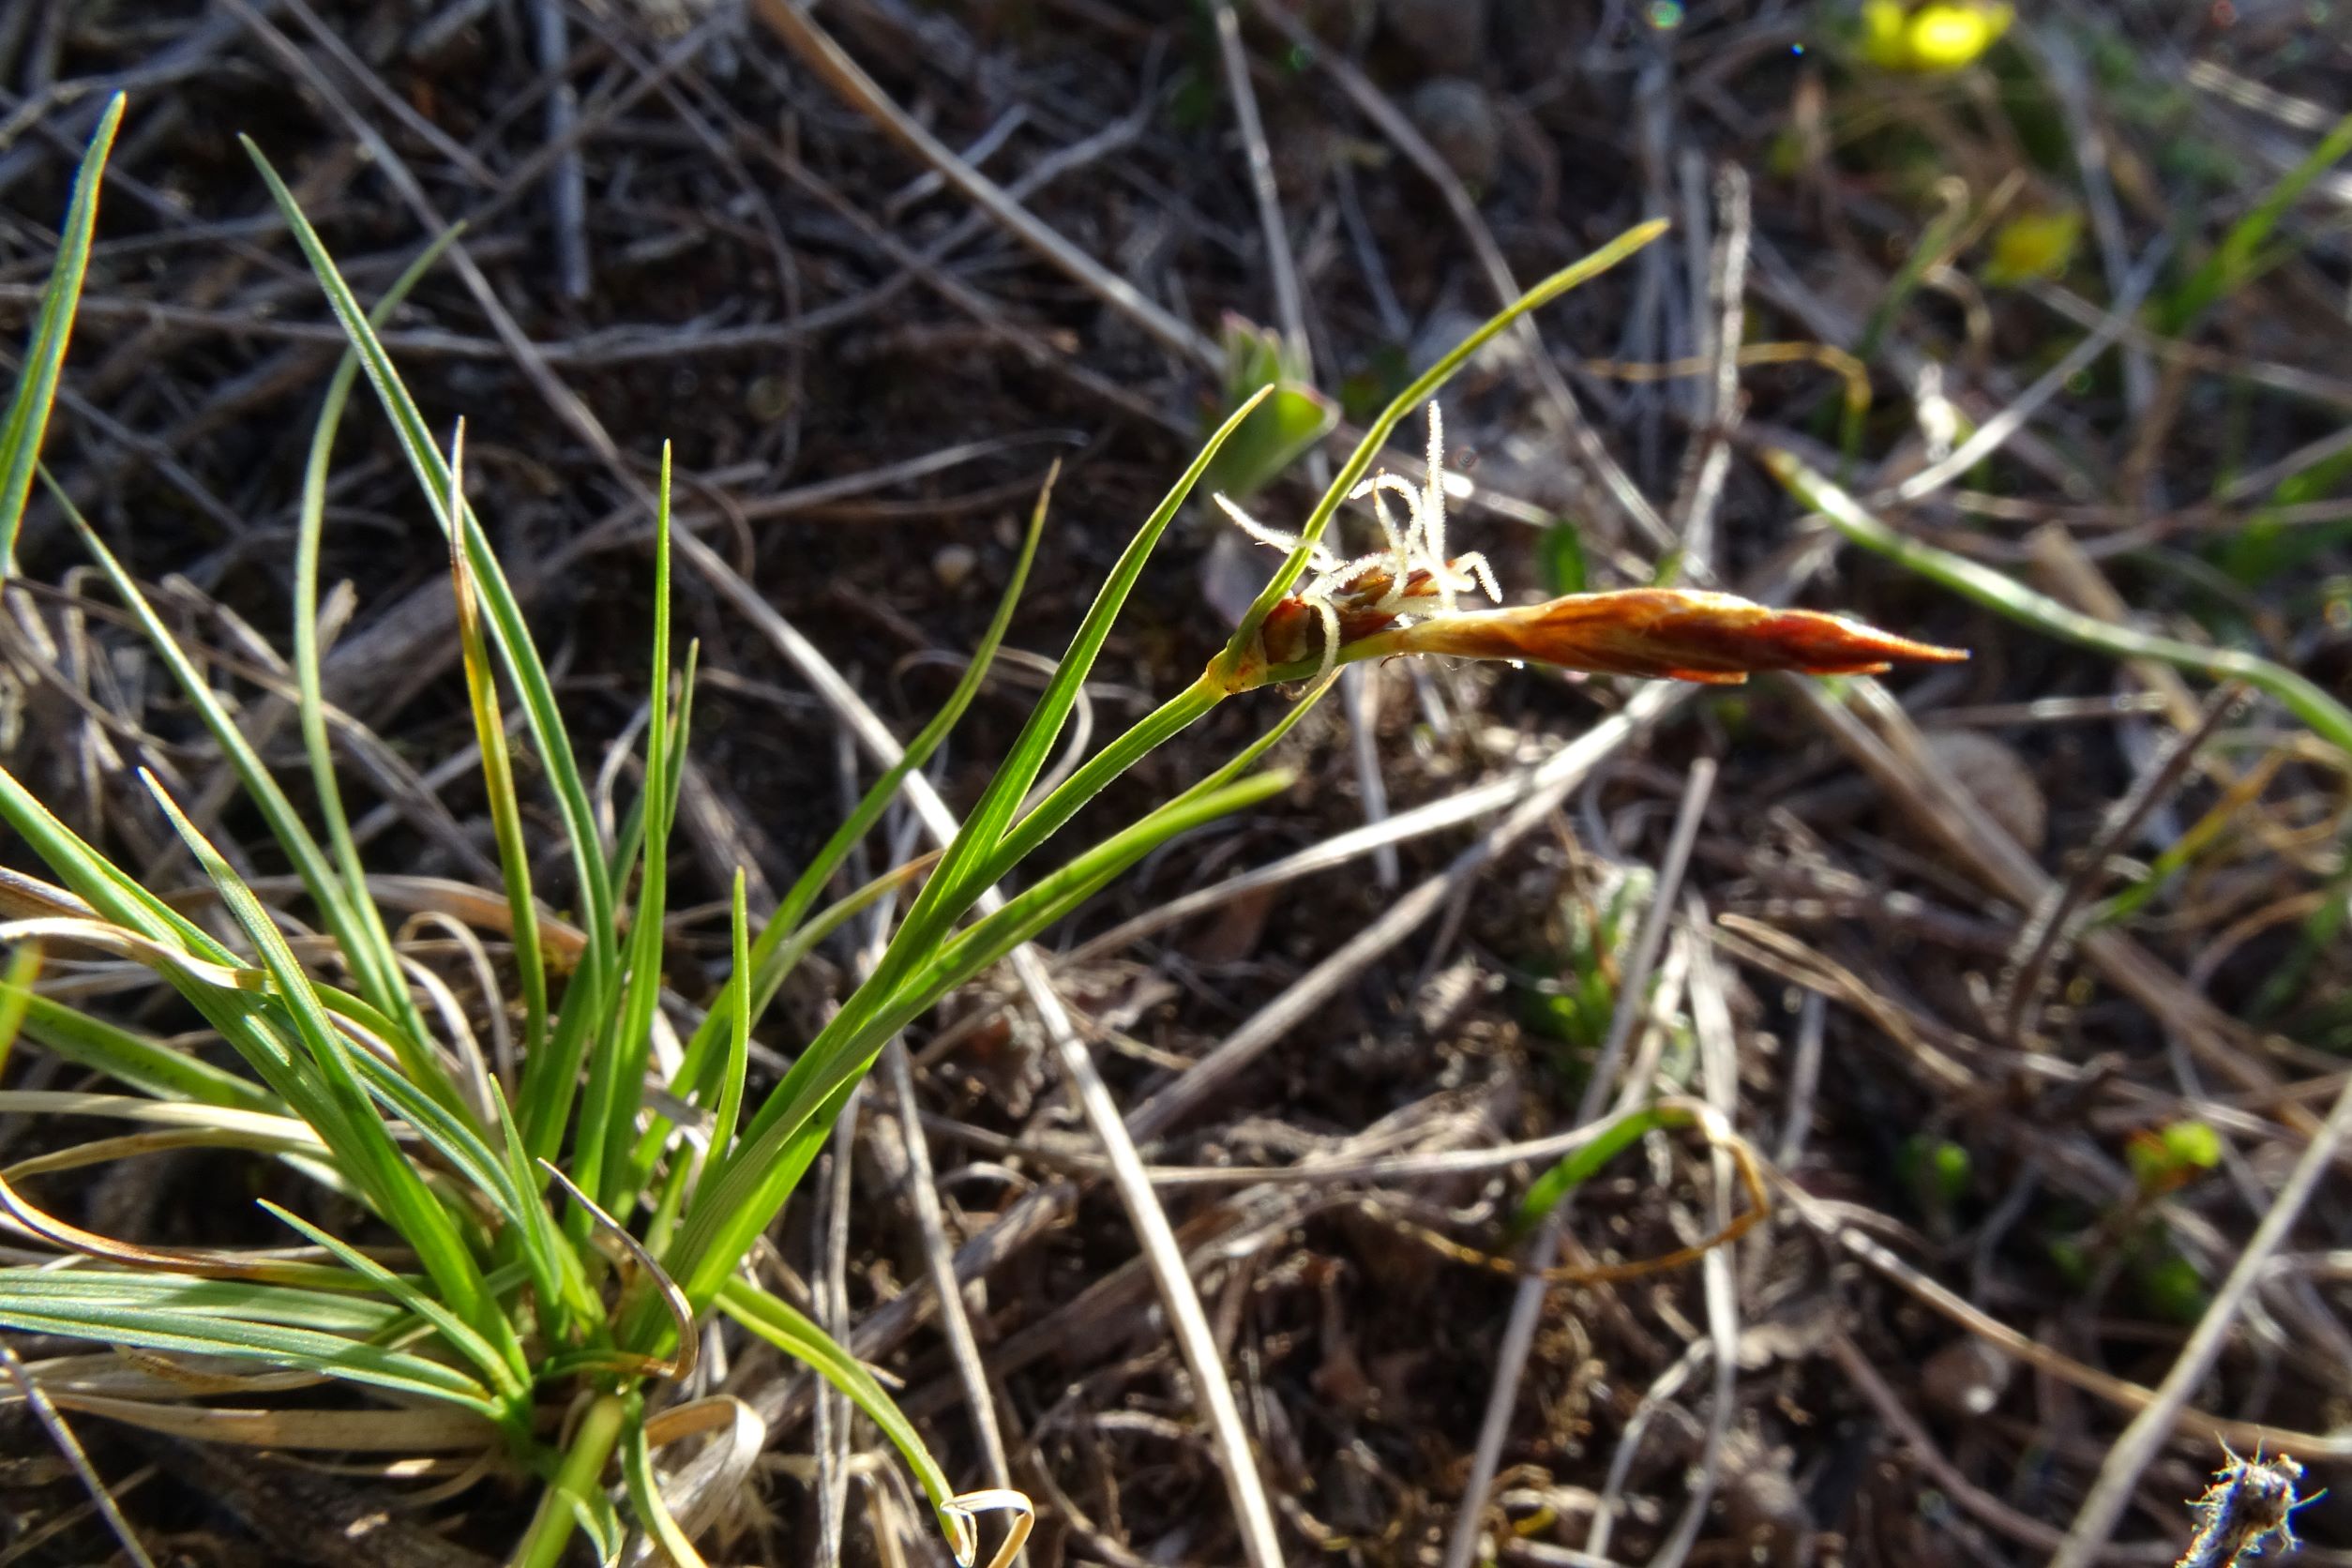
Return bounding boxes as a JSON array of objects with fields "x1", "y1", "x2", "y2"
[
  {"x1": 1765, "y1": 449, "x2": 2352, "y2": 758},
  {"x1": 507, "y1": 1390, "x2": 629, "y2": 1568}
]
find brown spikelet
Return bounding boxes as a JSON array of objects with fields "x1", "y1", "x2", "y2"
[{"x1": 1373, "y1": 588, "x2": 1968, "y2": 684}]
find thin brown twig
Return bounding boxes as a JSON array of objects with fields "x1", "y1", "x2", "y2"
[
  {"x1": 1802, "y1": 1189, "x2": 2352, "y2": 1460},
  {"x1": 752, "y1": 0, "x2": 1214, "y2": 367},
  {"x1": 1822, "y1": 1331, "x2": 2177, "y2": 1563},
  {"x1": 1444, "y1": 759, "x2": 1718, "y2": 1568},
  {"x1": 2001, "y1": 682, "x2": 2249, "y2": 1043},
  {"x1": 1247, "y1": 0, "x2": 1675, "y2": 554}
]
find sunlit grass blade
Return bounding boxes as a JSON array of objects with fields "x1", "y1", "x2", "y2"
[
  {"x1": 636, "y1": 487, "x2": 1050, "y2": 1193},
  {"x1": 3, "y1": 986, "x2": 276, "y2": 1112},
  {"x1": 259, "y1": 1200, "x2": 527, "y2": 1405},
  {"x1": 710, "y1": 871, "x2": 750, "y2": 1179},
  {"x1": 897, "y1": 432, "x2": 1231, "y2": 936},
  {"x1": 757, "y1": 474, "x2": 1044, "y2": 974},
  {"x1": 482, "y1": 1077, "x2": 600, "y2": 1345},
  {"x1": 641, "y1": 847, "x2": 932, "y2": 1196},
  {"x1": 913, "y1": 769, "x2": 1295, "y2": 1000},
  {"x1": 0, "y1": 1269, "x2": 402, "y2": 1331},
  {"x1": 0, "y1": 1289, "x2": 495, "y2": 1412},
  {"x1": 718, "y1": 1276, "x2": 961, "y2": 1539},
  {"x1": 241, "y1": 139, "x2": 620, "y2": 1145},
  {"x1": 138, "y1": 774, "x2": 509, "y2": 1364},
  {"x1": 0, "y1": 767, "x2": 336, "y2": 1121},
  {"x1": 295, "y1": 226, "x2": 463, "y2": 1071},
  {"x1": 41, "y1": 472, "x2": 460, "y2": 1106},
  {"x1": 1216, "y1": 219, "x2": 1668, "y2": 671},
  {"x1": 930, "y1": 677, "x2": 1334, "y2": 994},
  {"x1": 972, "y1": 680, "x2": 1221, "y2": 897},
  {"x1": 0, "y1": 94, "x2": 123, "y2": 576},
  {"x1": 656, "y1": 412, "x2": 1277, "y2": 1278},
  {"x1": 1513, "y1": 1105, "x2": 1675, "y2": 1234},
  {"x1": 511, "y1": 1392, "x2": 630, "y2": 1568}
]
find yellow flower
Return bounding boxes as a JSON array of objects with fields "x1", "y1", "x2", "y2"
[
  {"x1": 1983, "y1": 209, "x2": 2084, "y2": 287},
  {"x1": 1860, "y1": 1, "x2": 2013, "y2": 74}
]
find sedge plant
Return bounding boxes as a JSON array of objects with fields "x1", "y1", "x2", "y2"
[{"x1": 0, "y1": 98, "x2": 1961, "y2": 1566}]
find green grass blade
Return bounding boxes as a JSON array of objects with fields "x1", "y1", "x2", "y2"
[
  {"x1": 577, "y1": 446, "x2": 676, "y2": 1214},
  {"x1": 2161, "y1": 108, "x2": 2352, "y2": 335},
  {"x1": 0, "y1": 765, "x2": 336, "y2": 1118},
  {"x1": 631, "y1": 492, "x2": 1048, "y2": 1189},
  {"x1": 0, "y1": 94, "x2": 123, "y2": 575},
  {"x1": 898, "y1": 434, "x2": 1235, "y2": 937},
  {"x1": 445, "y1": 482, "x2": 549, "y2": 1080},
  {"x1": 295, "y1": 227, "x2": 462, "y2": 1068},
  {"x1": 240, "y1": 139, "x2": 620, "y2": 1145},
  {"x1": 1513, "y1": 1105, "x2": 1673, "y2": 1236},
  {"x1": 710, "y1": 871, "x2": 750, "y2": 1176},
  {"x1": 656, "y1": 765, "x2": 1292, "y2": 1329},
  {"x1": 344, "y1": 1048, "x2": 530, "y2": 1236},
  {"x1": 0, "y1": 763, "x2": 237, "y2": 960},
  {"x1": 484, "y1": 1077, "x2": 600, "y2": 1344},
  {"x1": 972, "y1": 677, "x2": 1223, "y2": 897},
  {"x1": 0, "y1": 1298, "x2": 495, "y2": 1412},
  {"x1": 913, "y1": 770, "x2": 1297, "y2": 1002},
  {"x1": 1765, "y1": 448, "x2": 2352, "y2": 757},
  {"x1": 0, "y1": 942, "x2": 37, "y2": 1080},
  {"x1": 260, "y1": 1199, "x2": 527, "y2": 1406},
  {"x1": 42, "y1": 473, "x2": 460, "y2": 1105},
  {"x1": 620, "y1": 1399, "x2": 710, "y2": 1568},
  {"x1": 4, "y1": 985, "x2": 277, "y2": 1112},
  {"x1": 719, "y1": 1275, "x2": 957, "y2": 1523},
  {"x1": 1214, "y1": 219, "x2": 1668, "y2": 677},
  {"x1": 138, "y1": 775, "x2": 505, "y2": 1348},
  {"x1": 0, "y1": 1270, "x2": 403, "y2": 1333}
]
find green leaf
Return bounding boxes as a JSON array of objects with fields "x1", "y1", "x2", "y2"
[
  {"x1": 2161, "y1": 107, "x2": 2352, "y2": 335},
  {"x1": 1205, "y1": 383, "x2": 1339, "y2": 506},
  {"x1": 0, "y1": 94, "x2": 123, "y2": 575},
  {"x1": 0, "y1": 1269, "x2": 401, "y2": 1333},
  {"x1": 1768, "y1": 448, "x2": 2352, "y2": 759},
  {"x1": 621, "y1": 1399, "x2": 710, "y2": 1568},
  {"x1": 904, "y1": 402, "x2": 1262, "y2": 943},
  {"x1": 1206, "y1": 313, "x2": 1337, "y2": 502},
  {"x1": 1515, "y1": 1105, "x2": 1670, "y2": 1235},
  {"x1": 259, "y1": 1200, "x2": 527, "y2": 1403},
  {"x1": 655, "y1": 700, "x2": 1325, "y2": 1334}
]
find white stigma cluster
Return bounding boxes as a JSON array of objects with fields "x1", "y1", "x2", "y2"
[{"x1": 1212, "y1": 402, "x2": 1500, "y2": 682}]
